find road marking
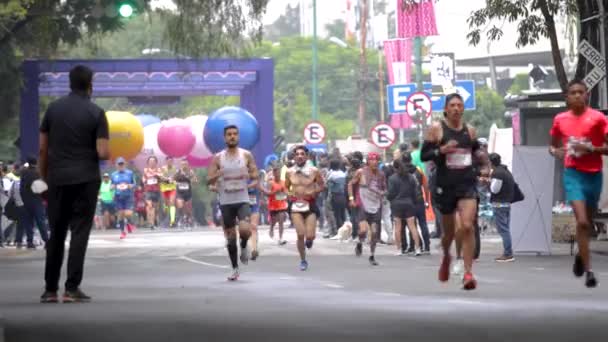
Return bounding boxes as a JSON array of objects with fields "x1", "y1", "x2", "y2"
[
  {"x1": 324, "y1": 283, "x2": 344, "y2": 289},
  {"x1": 178, "y1": 256, "x2": 230, "y2": 269},
  {"x1": 446, "y1": 299, "x2": 484, "y2": 306},
  {"x1": 532, "y1": 267, "x2": 545, "y2": 271},
  {"x1": 375, "y1": 292, "x2": 402, "y2": 297}
]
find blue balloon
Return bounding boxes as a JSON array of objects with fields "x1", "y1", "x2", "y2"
[
  {"x1": 264, "y1": 154, "x2": 278, "y2": 168},
  {"x1": 135, "y1": 114, "x2": 161, "y2": 127},
  {"x1": 203, "y1": 106, "x2": 260, "y2": 153}
]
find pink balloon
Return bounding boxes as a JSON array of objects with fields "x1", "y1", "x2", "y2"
[
  {"x1": 157, "y1": 119, "x2": 196, "y2": 157},
  {"x1": 186, "y1": 154, "x2": 213, "y2": 168}
]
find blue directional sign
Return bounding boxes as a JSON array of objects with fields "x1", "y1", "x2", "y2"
[
  {"x1": 305, "y1": 143, "x2": 328, "y2": 154},
  {"x1": 387, "y1": 80, "x2": 476, "y2": 114}
]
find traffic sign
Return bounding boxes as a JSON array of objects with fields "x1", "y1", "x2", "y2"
[
  {"x1": 579, "y1": 39, "x2": 606, "y2": 90},
  {"x1": 387, "y1": 80, "x2": 476, "y2": 114},
  {"x1": 406, "y1": 92, "x2": 432, "y2": 119},
  {"x1": 369, "y1": 123, "x2": 396, "y2": 149},
  {"x1": 303, "y1": 121, "x2": 326, "y2": 144}
]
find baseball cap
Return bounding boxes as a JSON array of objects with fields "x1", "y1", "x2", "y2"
[
  {"x1": 103, "y1": 172, "x2": 110, "y2": 177},
  {"x1": 116, "y1": 157, "x2": 126, "y2": 165}
]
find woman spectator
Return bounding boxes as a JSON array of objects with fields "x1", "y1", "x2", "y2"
[{"x1": 387, "y1": 159, "x2": 422, "y2": 256}]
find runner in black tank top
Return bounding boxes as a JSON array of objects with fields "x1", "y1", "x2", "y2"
[{"x1": 420, "y1": 93, "x2": 489, "y2": 291}]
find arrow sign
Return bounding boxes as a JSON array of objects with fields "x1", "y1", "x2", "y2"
[
  {"x1": 370, "y1": 123, "x2": 396, "y2": 149},
  {"x1": 303, "y1": 121, "x2": 326, "y2": 144},
  {"x1": 406, "y1": 92, "x2": 432, "y2": 119}
]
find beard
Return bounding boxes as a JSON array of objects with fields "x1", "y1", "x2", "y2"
[{"x1": 226, "y1": 141, "x2": 238, "y2": 148}]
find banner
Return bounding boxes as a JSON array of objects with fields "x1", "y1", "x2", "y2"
[
  {"x1": 384, "y1": 38, "x2": 413, "y2": 129},
  {"x1": 397, "y1": 0, "x2": 439, "y2": 39}
]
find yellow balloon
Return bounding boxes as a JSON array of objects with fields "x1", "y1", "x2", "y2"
[{"x1": 106, "y1": 111, "x2": 144, "y2": 161}]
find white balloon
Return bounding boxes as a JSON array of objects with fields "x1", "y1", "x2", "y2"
[
  {"x1": 184, "y1": 115, "x2": 213, "y2": 159},
  {"x1": 132, "y1": 122, "x2": 166, "y2": 170}
]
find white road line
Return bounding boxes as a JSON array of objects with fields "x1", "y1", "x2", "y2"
[
  {"x1": 324, "y1": 283, "x2": 344, "y2": 289},
  {"x1": 375, "y1": 292, "x2": 402, "y2": 297},
  {"x1": 178, "y1": 256, "x2": 230, "y2": 269},
  {"x1": 532, "y1": 267, "x2": 545, "y2": 271}
]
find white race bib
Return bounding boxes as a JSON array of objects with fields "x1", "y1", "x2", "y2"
[
  {"x1": 249, "y1": 195, "x2": 257, "y2": 205},
  {"x1": 117, "y1": 184, "x2": 128, "y2": 191},
  {"x1": 225, "y1": 180, "x2": 243, "y2": 193},
  {"x1": 275, "y1": 192, "x2": 287, "y2": 201},
  {"x1": 146, "y1": 178, "x2": 158, "y2": 185},
  {"x1": 446, "y1": 151, "x2": 472, "y2": 169},
  {"x1": 177, "y1": 182, "x2": 190, "y2": 191},
  {"x1": 291, "y1": 200, "x2": 310, "y2": 213}
]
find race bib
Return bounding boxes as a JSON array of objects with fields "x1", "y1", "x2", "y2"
[
  {"x1": 225, "y1": 180, "x2": 243, "y2": 193},
  {"x1": 291, "y1": 200, "x2": 310, "y2": 213},
  {"x1": 249, "y1": 195, "x2": 258, "y2": 205},
  {"x1": 275, "y1": 192, "x2": 287, "y2": 201},
  {"x1": 446, "y1": 151, "x2": 472, "y2": 169},
  {"x1": 117, "y1": 184, "x2": 128, "y2": 191},
  {"x1": 177, "y1": 182, "x2": 190, "y2": 191},
  {"x1": 146, "y1": 178, "x2": 158, "y2": 185}
]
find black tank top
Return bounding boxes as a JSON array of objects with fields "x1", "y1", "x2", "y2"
[{"x1": 436, "y1": 121, "x2": 476, "y2": 187}]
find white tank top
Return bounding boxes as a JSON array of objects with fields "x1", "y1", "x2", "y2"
[{"x1": 218, "y1": 148, "x2": 249, "y2": 205}]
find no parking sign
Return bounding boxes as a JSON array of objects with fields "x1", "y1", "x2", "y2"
[
  {"x1": 303, "y1": 121, "x2": 326, "y2": 144},
  {"x1": 369, "y1": 123, "x2": 396, "y2": 149}
]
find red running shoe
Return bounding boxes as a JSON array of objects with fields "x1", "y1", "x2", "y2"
[
  {"x1": 127, "y1": 224, "x2": 136, "y2": 234},
  {"x1": 463, "y1": 272, "x2": 477, "y2": 290},
  {"x1": 438, "y1": 254, "x2": 451, "y2": 282},
  {"x1": 120, "y1": 232, "x2": 127, "y2": 239}
]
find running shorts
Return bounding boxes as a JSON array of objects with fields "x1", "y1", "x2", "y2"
[{"x1": 564, "y1": 168, "x2": 602, "y2": 207}]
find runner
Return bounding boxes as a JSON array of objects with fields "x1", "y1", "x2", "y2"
[
  {"x1": 174, "y1": 159, "x2": 197, "y2": 228},
  {"x1": 143, "y1": 156, "x2": 162, "y2": 229},
  {"x1": 388, "y1": 158, "x2": 421, "y2": 256},
  {"x1": 549, "y1": 79, "x2": 606, "y2": 288},
  {"x1": 420, "y1": 93, "x2": 489, "y2": 290},
  {"x1": 348, "y1": 152, "x2": 386, "y2": 266},
  {"x1": 161, "y1": 156, "x2": 179, "y2": 228},
  {"x1": 98, "y1": 173, "x2": 115, "y2": 230},
  {"x1": 111, "y1": 157, "x2": 136, "y2": 239},
  {"x1": 207, "y1": 124, "x2": 258, "y2": 281},
  {"x1": 264, "y1": 164, "x2": 288, "y2": 245},
  {"x1": 285, "y1": 145, "x2": 325, "y2": 271},
  {"x1": 248, "y1": 178, "x2": 263, "y2": 260}
]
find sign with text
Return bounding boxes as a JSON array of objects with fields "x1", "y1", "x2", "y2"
[{"x1": 369, "y1": 123, "x2": 396, "y2": 149}]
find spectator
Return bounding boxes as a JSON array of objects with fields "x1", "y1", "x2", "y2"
[
  {"x1": 20, "y1": 157, "x2": 50, "y2": 248},
  {"x1": 326, "y1": 159, "x2": 347, "y2": 236},
  {"x1": 489, "y1": 153, "x2": 516, "y2": 262},
  {"x1": 39, "y1": 65, "x2": 110, "y2": 303},
  {"x1": 409, "y1": 139, "x2": 425, "y2": 174}
]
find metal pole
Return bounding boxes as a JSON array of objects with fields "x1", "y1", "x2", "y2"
[
  {"x1": 312, "y1": 0, "x2": 318, "y2": 120},
  {"x1": 378, "y1": 46, "x2": 386, "y2": 122},
  {"x1": 414, "y1": 36, "x2": 424, "y2": 141},
  {"x1": 358, "y1": 0, "x2": 369, "y2": 135},
  {"x1": 598, "y1": 0, "x2": 607, "y2": 109}
]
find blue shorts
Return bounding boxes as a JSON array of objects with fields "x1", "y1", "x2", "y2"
[
  {"x1": 114, "y1": 195, "x2": 134, "y2": 211},
  {"x1": 563, "y1": 168, "x2": 602, "y2": 207},
  {"x1": 101, "y1": 201, "x2": 115, "y2": 214}
]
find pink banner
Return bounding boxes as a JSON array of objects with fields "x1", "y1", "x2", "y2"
[
  {"x1": 384, "y1": 38, "x2": 413, "y2": 129},
  {"x1": 511, "y1": 111, "x2": 521, "y2": 145},
  {"x1": 397, "y1": 0, "x2": 439, "y2": 38}
]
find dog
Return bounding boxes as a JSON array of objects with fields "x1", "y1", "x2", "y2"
[{"x1": 330, "y1": 221, "x2": 353, "y2": 242}]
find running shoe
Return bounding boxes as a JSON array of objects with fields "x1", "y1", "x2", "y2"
[
  {"x1": 355, "y1": 242, "x2": 363, "y2": 257},
  {"x1": 452, "y1": 259, "x2": 464, "y2": 276},
  {"x1": 585, "y1": 271, "x2": 598, "y2": 288},
  {"x1": 369, "y1": 256, "x2": 379, "y2": 266},
  {"x1": 495, "y1": 255, "x2": 515, "y2": 263},
  {"x1": 240, "y1": 246, "x2": 249, "y2": 265},
  {"x1": 422, "y1": 248, "x2": 431, "y2": 255},
  {"x1": 126, "y1": 224, "x2": 136, "y2": 234},
  {"x1": 119, "y1": 232, "x2": 127, "y2": 239},
  {"x1": 40, "y1": 291, "x2": 59, "y2": 303},
  {"x1": 573, "y1": 253, "x2": 585, "y2": 277},
  {"x1": 63, "y1": 289, "x2": 92, "y2": 303},
  {"x1": 438, "y1": 254, "x2": 451, "y2": 282},
  {"x1": 300, "y1": 260, "x2": 308, "y2": 271},
  {"x1": 227, "y1": 268, "x2": 239, "y2": 281},
  {"x1": 415, "y1": 248, "x2": 422, "y2": 256},
  {"x1": 462, "y1": 272, "x2": 477, "y2": 290},
  {"x1": 278, "y1": 240, "x2": 287, "y2": 246},
  {"x1": 305, "y1": 240, "x2": 313, "y2": 249},
  {"x1": 251, "y1": 250, "x2": 259, "y2": 261}
]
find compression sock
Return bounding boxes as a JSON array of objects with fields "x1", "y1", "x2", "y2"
[
  {"x1": 227, "y1": 239, "x2": 238, "y2": 269},
  {"x1": 169, "y1": 206, "x2": 176, "y2": 224}
]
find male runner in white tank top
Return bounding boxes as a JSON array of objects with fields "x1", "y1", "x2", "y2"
[{"x1": 207, "y1": 125, "x2": 259, "y2": 281}]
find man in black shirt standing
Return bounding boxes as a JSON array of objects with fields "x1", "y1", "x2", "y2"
[
  {"x1": 39, "y1": 65, "x2": 110, "y2": 303},
  {"x1": 488, "y1": 153, "x2": 516, "y2": 262}
]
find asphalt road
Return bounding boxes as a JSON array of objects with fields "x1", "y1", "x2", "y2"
[{"x1": 1, "y1": 227, "x2": 607, "y2": 342}]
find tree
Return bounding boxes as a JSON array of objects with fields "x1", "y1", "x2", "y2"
[
  {"x1": 263, "y1": 3, "x2": 300, "y2": 41},
  {"x1": 464, "y1": 86, "x2": 507, "y2": 137},
  {"x1": 325, "y1": 19, "x2": 346, "y2": 39},
  {"x1": 508, "y1": 73, "x2": 531, "y2": 95},
  {"x1": 466, "y1": 0, "x2": 578, "y2": 92}
]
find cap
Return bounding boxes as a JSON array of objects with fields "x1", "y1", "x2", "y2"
[
  {"x1": 103, "y1": 172, "x2": 110, "y2": 177},
  {"x1": 116, "y1": 157, "x2": 126, "y2": 164},
  {"x1": 367, "y1": 152, "x2": 380, "y2": 161}
]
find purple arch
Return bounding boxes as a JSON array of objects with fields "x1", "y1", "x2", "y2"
[{"x1": 19, "y1": 58, "x2": 274, "y2": 168}]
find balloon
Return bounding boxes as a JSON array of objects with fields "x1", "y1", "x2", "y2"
[
  {"x1": 264, "y1": 154, "x2": 278, "y2": 169},
  {"x1": 184, "y1": 115, "x2": 213, "y2": 160},
  {"x1": 135, "y1": 114, "x2": 161, "y2": 127},
  {"x1": 203, "y1": 106, "x2": 260, "y2": 153},
  {"x1": 157, "y1": 118, "x2": 196, "y2": 157},
  {"x1": 186, "y1": 154, "x2": 213, "y2": 168},
  {"x1": 132, "y1": 122, "x2": 164, "y2": 171},
  {"x1": 106, "y1": 111, "x2": 144, "y2": 161}
]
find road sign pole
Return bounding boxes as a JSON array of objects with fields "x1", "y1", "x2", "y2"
[
  {"x1": 312, "y1": 0, "x2": 318, "y2": 120},
  {"x1": 598, "y1": 0, "x2": 607, "y2": 109}
]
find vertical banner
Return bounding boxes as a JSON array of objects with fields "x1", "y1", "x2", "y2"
[
  {"x1": 384, "y1": 38, "x2": 413, "y2": 129},
  {"x1": 397, "y1": 0, "x2": 439, "y2": 38}
]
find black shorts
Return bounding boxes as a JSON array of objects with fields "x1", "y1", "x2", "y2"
[
  {"x1": 145, "y1": 191, "x2": 160, "y2": 203},
  {"x1": 391, "y1": 204, "x2": 416, "y2": 219},
  {"x1": 434, "y1": 184, "x2": 477, "y2": 215},
  {"x1": 358, "y1": 209, "x2": 382, "y2": 225},
  {"x1": 177, "y1": 191, "x2": 192, "y2": 202},
  {"x1": 220, "y1": 202, "x2": 251, "y2": 229},
  {"x1": 288, "y1": 201, "x2": 320, "y2": 220},
  {"x1": 270, "y1": 209, "x2": 287, "y2": 217}
]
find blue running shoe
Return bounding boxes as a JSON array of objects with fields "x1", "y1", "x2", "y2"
[{"x1": 300, "y1": 260, "x2": 308, "y2": 271}]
